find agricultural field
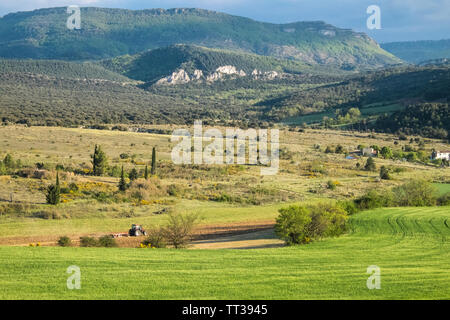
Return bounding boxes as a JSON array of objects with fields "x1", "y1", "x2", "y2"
[
  {"x1": 0, "y1": 206, "x2": 448, "y2": 299},
  {"x1": 0, "y1": 3, "x2": 449, "y2": 305},
  {"x1": 0, "y1": 124, "x2": 448, "y2": 300}
]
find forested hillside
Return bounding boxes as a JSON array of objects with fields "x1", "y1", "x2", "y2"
[
  {"x1": 0, "y1": 59, "x2": 131, "y2": 82},
  {"x1": 99, "y1": 44, "x2": 315, "y2": 84},
  {"x1": 258, "y1": 66, "x2": 450, "y2": 121},
  {"x1": 382, "y1": 39, "x2": 450, "y2": 64},
  {"x1": 0, "y1": 7, "x2": 400, "y2": 68},
  {"x1": 374, "y1": 103, "x2": 449, "y2": 139}
]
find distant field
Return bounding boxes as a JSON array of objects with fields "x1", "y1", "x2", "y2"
[
  {"x1": 359, "y1": 102, "x2": 405, "y2": 116},
  {"x1": 433, "y1": 183, "x2": 450, "y2": 195},
  {"x1": 283, "y1": 102, "x2": 404, "y2": 125},
  {"x1": 0, "y1": 206, "x2": 448, "y2": 300}
]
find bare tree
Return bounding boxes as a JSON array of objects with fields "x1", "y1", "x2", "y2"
[{"x1": 162, "y1": 213, "x2": 199, "y2": 248}]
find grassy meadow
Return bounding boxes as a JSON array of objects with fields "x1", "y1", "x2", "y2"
[
  {"x1": 0, "y1": 206, "x2": 448, "y2": 300},
  {"x1": 0, "y1": 125, "x2": 449, "y2": 299}
]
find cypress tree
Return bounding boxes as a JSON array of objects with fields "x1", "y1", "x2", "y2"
[
  {"x1": 129, "y1": 168, "x2": 138, "y2": 182},
  {"x1": 92, "y1": 144, "x2": 108, "y2": 176},
  {"x1": 364, "y1": 157, "x2": 376, "y2": 171},
  {"x1": 46, "y1": 173, "x2": 61, "y2": 205},
  {"x1": 144, "y1": 165, "x2": 149, "y2": 180},
  {"x1": 118, "y1": 166, "x2": 127, "y2": 192},
  {"x1": 151, "y1": 147, "x2": 156, "y2": 175}
]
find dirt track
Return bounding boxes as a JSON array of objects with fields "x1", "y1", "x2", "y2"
[{"x1": 0, "y1": 220, "x2": 277, "y2": 249}]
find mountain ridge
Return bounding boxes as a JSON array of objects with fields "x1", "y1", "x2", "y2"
[
  {"x1": 382, "y1": 39, "x2": 450, "y2": 64},
  {"x1": 0, "y1": 7, "x2": 401, "y2": 68},
  {"x1": 99, "y1": 44, "x2": 321, "y2": 85}
]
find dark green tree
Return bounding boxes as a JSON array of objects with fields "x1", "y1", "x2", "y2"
[
  {"x1": 144, "y1": 165, "x2": 149, "y2": 180},
  {"x1": 335, "y1": 145, "x2": 344, "y2": 154},
  {"x1": 364, "y1": 157, "x2": 376, "y2": 171},
  {"x1": 91, "y1": 145, "x2": 108, "y2": 176},
  {"x1": 3, "y1": 154, "x2": 13, "y2": 168},
  {"x1": 151, "y1": 147, "x2": 156, "y2": 175},
  {"x1": 380, "y1": 166, "x2": 391, "y2": 180},
  {"x1": 380, "y1": 146, "x2": 393, "y2": 159},
  {"x1": 46, "y1": 173, "x2": 61, "y2": 205},
  {"x1": 118, "y1": 166, "x2": 127, "y2": 192},
  {"x1": 129, "y1": 168, "x2": 138, "y2": 182}
]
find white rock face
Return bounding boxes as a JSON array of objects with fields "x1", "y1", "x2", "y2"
[
  {"x1": 206, "y1": 65, "x2": 246, "y2": 82},
  {"x1": 156, "y1": 69, "x2": 191, "y2": 85},
  {"x1": 193, "y1": 69, "x2": 203, "y2": 80},
  {"x1": 216, "y1": 65, "x2": 238, "y2": 74},
  {"x1": 251, "y1": 69, "x2": 280, "y2": 80},
  {"x1": 156, "y1": 65, "x2": 280, "y2": 85},
  {"x1": 320, "y1": 30, "x2": 336, "y2": 37}
]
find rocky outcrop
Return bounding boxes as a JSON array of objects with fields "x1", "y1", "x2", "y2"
[
  {"x1": 156, "y1": 69, "x2": 191, "y2": 85},
  {"x1": 206, "y1": 65, "x2": 246, "y2": 81},
  {"x1": 251, "y1": 69, "x2": 281, "y2": 80},
  {"x1": 156, "y1": 65, "x2": 280, "y2": 85}
]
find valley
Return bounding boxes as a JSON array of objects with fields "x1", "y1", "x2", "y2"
[{"x1": 0, "y1": 5, "x2": 449, "y2": 301}]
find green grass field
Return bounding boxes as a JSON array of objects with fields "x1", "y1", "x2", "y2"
[
  {"x1": 0, "y1": 206, "x2": 448, "y2": 300},
  {"x1": 434, "y1": 183, "x2": 450, "y2": 196}
]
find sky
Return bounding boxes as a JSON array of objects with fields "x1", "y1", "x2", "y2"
[{"x1": 0, "y1": 0, "x2": 449, "y2": 43}]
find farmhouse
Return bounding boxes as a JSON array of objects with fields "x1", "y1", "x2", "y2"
[
  {"x1": 362, "y1": 147, "x2": 377, "y2": 157},
  {"x1": 431, "y1": 150, "x2": 450, "y2": 160}
]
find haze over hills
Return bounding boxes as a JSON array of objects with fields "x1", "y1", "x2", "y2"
[
  {"x1": 0, "y1": 7, "x2": 400, "y2": 69},
  {"x1": 382, "y1": 39, "x2": 450, "y2": 64}
]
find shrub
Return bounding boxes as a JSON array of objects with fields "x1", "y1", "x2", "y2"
[
  {"x1": 127, "y1": 178, "x2": 167, "y2": 202},
  {"x1": 57, "y1": 236, "x2": 71, "y2": 247},
  {"x1": 79, "y1": 236, "x2": 98, "y2": 247},
  {"x1": 68, "y1": 183, "x2": 79, "y2": 192},
  {"x1": 337, "y1": 200, "x2": 359, "y2": 215},
  {"x1": 141, "y1": 228, "x2": 167, "y2": 248},
  {"x1": 275, "y1": 205, "x2": 312, "y2": 245},
  {"x1": 275, "y1": 203, "x2": 348, "y2": 245},
  {"x1": 307, "y1": 203, "x2": 348, "y2": 238},
  {"x1": 437, "y1": 193, "x2": 450, "y2": 206},
  {"x1": 327, "y1": 180, "x2": 338, "y2": 190},
  {"x1": 161, "y1": 213, "x2": 199, "y2": 249},
  {"x1": 355, "y1": 189, "x2": 394, "y2": 210},
  {"x1": 380, "y1": 146, "x2": 393, "y2": 159},
  {"x1": 32, "y1": 210, "x2": 62, "y2": 219},
  {"x1": 129, "y1": 168, "x2": 139, "y2": 181},
  {"x1": 392, "y1": 180, "x2": 438, "y2": 207},
  {"x1": 380, "y1": 166, "x2": 392, "y2": 180},
  {"x1": 335, "y1": 145, "x2": 344, "y2": 154},
  {"x1": 364, "y1": 157, "x2": 376, "y2": 171},
  {"x1": 98, "y1": 235, "x2": 118, "y2": 247},
  {"x1": 168, "y1": 184, "x2": 183, "y2": 197}
]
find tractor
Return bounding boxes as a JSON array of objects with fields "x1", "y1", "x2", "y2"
[{"x1": 128, "y1": 224, "x2": 147, "y2": 237}]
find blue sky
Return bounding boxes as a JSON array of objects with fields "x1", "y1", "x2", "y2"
[{"x1": 1, "y1": 0, "x2": 449, "y2": 43}]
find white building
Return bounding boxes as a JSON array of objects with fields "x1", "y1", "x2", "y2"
[
  {"x1": 432, "y1": 151, "x2": 450, "y2": 161},
  {"x1": 362, "y1": 148, "x2": 377, "y2": 157}
]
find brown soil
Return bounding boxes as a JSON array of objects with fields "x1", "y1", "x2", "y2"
[{"x1": 0, "y1": 220, "x2": 276, "y2": 248}]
